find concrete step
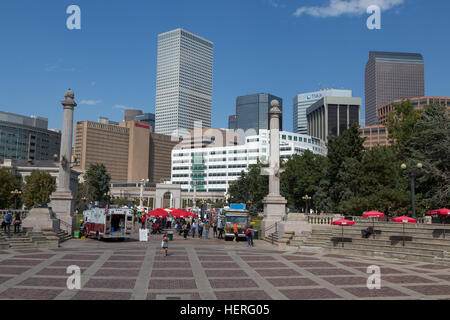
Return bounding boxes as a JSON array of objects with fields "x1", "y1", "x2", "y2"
[
  {"x1": 327, "y1": 236, "x2": 450, "y2": 251},
  {"x1": 327, "y1": 241, "x2": 445, "y2": 258}
]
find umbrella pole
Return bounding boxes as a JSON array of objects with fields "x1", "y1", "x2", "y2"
[
  {"x1": 444, "y1": 218, "x2": 446, "y2": 239},
  {"x1": 403, "y1": 223, "x2": 405, "y2": 247},
  {"x1": 342, "y1": 226, "x2": 344, "y2": 248},
  {"x1": 373, "y1": 218, "x2": 375, "y2": 240}
]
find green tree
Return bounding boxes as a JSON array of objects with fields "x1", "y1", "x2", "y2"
[
  {"x1": 386, "y1": 99, "x2": 423, "y2": 159},
  {"x1": 280, "y1": 151, "x2": 327, "y2": 212},
  {"x1": 228, "y1": 162, "x2": 268, "y2": 213},
  {"x1": 338, "y1": 146, "x2": 410, "y2": 216},
  {"x1": 0, "y1": 168, "x2": 22, "y2": 209},
  {"x1": 23, "y1": 171, "x2": 56, "y2": 208},
  {"x1": 75, "y1": 182, "x2": 88, "y2": 213},
  {"x1": 407, "y1": 104, "x2": 450, "y2": 209},
  {"x1": 83, "y1": 164, "x2": 111, "y2": 205},
  {"x1": 316, "y1": 123, "x2": 366, "y2": 212}
]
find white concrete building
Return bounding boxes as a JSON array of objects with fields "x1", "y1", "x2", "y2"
[
  {"x1": 171, "y1": 130, "x2": 326, "y2": 194},
  {"x1": 155, "y1": 28, "x2": 213, "y2": 136},
  {"x1": 293, "y1": 89, "x2": 353, "y2": 134}
]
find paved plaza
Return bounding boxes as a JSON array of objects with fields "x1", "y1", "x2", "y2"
[{"x1": 0, "y1": 230, "x2": 449, "y2": 300}]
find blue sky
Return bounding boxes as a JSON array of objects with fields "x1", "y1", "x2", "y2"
[{"x1": 0, "y1": 0, "x2": 449, "y2": 131}]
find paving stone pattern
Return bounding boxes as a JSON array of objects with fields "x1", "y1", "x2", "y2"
[{"x1": 0, "y1": 229, "x2": 449, "y2": 300}]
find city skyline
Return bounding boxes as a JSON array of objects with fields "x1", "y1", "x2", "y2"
[{"x1": 0, "y1": 1, "x2": 449, "y2": 132}]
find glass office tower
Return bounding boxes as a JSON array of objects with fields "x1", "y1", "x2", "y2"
[
  {"x1": 365, "y1": 51, "x2": 424, "y2": 126},
  {"x1": 155, "y1": 28, "x2": 213, "y2": 136},
  {"x1": 235, "y1": 93, "x2": 283, "y2": 136},
  {"x1": 0, "y1": 111, "x2": 61, "y2": 161}
]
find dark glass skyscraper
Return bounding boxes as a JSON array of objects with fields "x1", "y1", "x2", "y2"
[
  {"x1": 235, "y1": 93, "x2": 282, "y2": 135},
  {"x1": 365, "y1": 51, "x2": 425, "y2": 126}
]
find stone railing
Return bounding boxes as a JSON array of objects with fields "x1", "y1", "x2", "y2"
[{"x1": 307, "y1": 214, "x2": 343, "y2": 225}]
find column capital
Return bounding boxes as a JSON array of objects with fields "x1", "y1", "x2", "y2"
[{"x1": 61, "y1": 88, "x2": 77, "y2": 108}]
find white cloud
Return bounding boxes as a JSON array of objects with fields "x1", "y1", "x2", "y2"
[
  {"x1": 266, "y1": 0, "x2": 286, "y2": 9},
  {"x1": 80, "y1": 100, "x2": 101, "y2": 105},
  {"x1": 112, "y1": 105, "x2": 143, "y2": 110},
  {"x1": 294, "y1": 0, "x2": 405, "y2": 18}
]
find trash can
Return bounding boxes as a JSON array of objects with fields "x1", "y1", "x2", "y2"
[
  {"x1": 74, "y1": 231, "x2": 79, "y2": 239},
  {"x1": 168, "y1": 231, "x2": 174, "y2": 241}
]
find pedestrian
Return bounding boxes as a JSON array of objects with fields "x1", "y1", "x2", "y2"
[
  {"x1": 184, "y1": 223, "x2": 190, "y2": 239},
  {"x1": 141, "y1": 215, "x2": 146, "y2": 229},
  {"x1": 191, "y1": 221, "x2": 196, "y2": 238},
  {"x1": 246, "y1": 225, "x2": 255, "y2": 247},
  {"x1": 233, "y1": 223, "x2": 238, "y2": 242},
  {"x1": 198, "y1": 220, "x2": 204, "y2": 238},
  {"x1": 13, "y1": 212, "x2": 21, "y2": 234},
  {"x1": 4, "y1": 211, "x2": 12, "y2": 237},
  {"x1": 213, "y1": 219, "x2": 217, "y2": 238},
  {"x1": 205, "y1": 220, "x2": 210, "y2": 239},
  {"x1": 218, "y1": 220, "x2": 224, "y2": 239},
  {"x1": 161, "y1": 232, "x2": 169, "y2": 256}
]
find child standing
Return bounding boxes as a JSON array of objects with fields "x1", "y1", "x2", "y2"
[{"x1": 162, "y1": 232, "x2": 169, "y2": 256}]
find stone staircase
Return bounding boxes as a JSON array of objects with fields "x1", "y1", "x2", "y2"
[
  {"x1": 288, "y1": 221, "x2": 450, "y2": 264},
  {"x1": 0, "y1": 227, "x2": 68, "y2": 250},
  {"x1": 263, "y1": 231, "x2": 280, "y2": 245},
  {"x1": 0, "y1": 230, "x2": 36, "y2": 250},
  {"x1": 57, "y1": 229, "x2": 72, "y2": 243}
]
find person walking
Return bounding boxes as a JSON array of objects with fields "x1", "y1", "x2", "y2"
[
  {"x1": 161, "y1": 232, "x2": 169, "y2": 256},
  {"x1": 13, "y1": 212, "x2": 21, "y2": 234},
  {"x1": 183, "y1": 223, "x2": 189, "y2": 239},
  {"x1": 246, "y1": 225, "x2": 255, "y2": 247},
  {"x1": 198, "y1": 220, "x2": 204, "y2": 239},
  {"x1": 4, "y1": 211, "x2": 12, "y2": 237},
  {"x1": 205, "y1": 220, "x2": 211, "y2": 239},
  {"x1": 233, "y1": 223, "x2": 238, "y2": 242},
  {"x1": 213, "y1": 219, "x2": 217, "y2": 238},
  {"x1": 191, "y1": 221, "x2": 196, "y2": 238},
  {"x1": 141, "y1": 215, "x2": 146, "y2": 229},
  {"x1": 218, "y1": 220, "x2": 224, "y2": 239}
]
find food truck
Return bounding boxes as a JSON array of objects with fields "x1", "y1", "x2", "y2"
[
  {"x1": 83, "y1": 207, "x2": 134, "y2": 240},
  {"x1": 224, "y1": 204, "x2": 250, "y2": 241}
]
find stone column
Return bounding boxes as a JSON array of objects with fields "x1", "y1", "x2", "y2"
[
  {"x1": 261, "y1": 100, "x2": 287, "y2": 239},
  {"x1": 50, "y1": 89, "x2": 77, "y2": 234}
]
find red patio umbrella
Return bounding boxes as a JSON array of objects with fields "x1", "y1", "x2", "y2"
[
  {"x1": 332, "y1": 219, "x2": 355, "y2": 248},
  {"x1": 362, "y1": 211, "x2": 385, "y2": 239},
  {"x1": 148, "y1": 208, "x2": 169, "y2": 218},
  {"x1": 392, "y1": 216, "x2": 417, "y2": 246},
  {"x1": 171, "y1": 209, "x2": 191, "y2": 218},
  {"x1": 428, "y1": 208, "x2": 450, "y2": 238}
]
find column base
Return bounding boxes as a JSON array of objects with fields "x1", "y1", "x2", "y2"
[
  {"x1": 261, "y1": 195, "x2": 287, "y2": 239},
  {"x1": 50, "y1": 191, "x2": 76, "y2": 233}
]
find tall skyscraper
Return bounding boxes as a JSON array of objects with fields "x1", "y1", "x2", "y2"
[
  {"x1": 235, "y1": 93, "x2": 283, "y2": 136},
  {"x1": 365, "y1": 51, "x2": 425, "y2": 126},
  {"x1": 155, "y1": 28, "x2": 213, "y2": 136},
  {"x1": 293, "y1": 89, "x2": 353, "y2": 134}
]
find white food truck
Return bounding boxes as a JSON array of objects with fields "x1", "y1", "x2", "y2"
[{"x1": 83, "y1": 207, "x2": 134, "y2": 241}]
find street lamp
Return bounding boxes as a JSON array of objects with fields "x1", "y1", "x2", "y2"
[
  {"x1": 139, "y1": 179, "x2": 149, "y2": 208},
  {"x1": 302, "y1": 195, "x2": 312, "y2": 214},
  {"x1": 10, "y1": 189, "x2": 22, "y2": 210},
  {"x1": 401, "y1": 162, "x2": 423, "y2": 219}
]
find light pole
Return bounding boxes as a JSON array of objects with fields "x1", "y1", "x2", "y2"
[
  {"x1": 192, "y1": 180, "x2": 198, "y2": 210},
  {"x1": 139, "y1": 179, "x2": 149, "y2": 208},
  {"x1": 10, "y1": 189, "x2": 22, "y2": 210},
  {"x1": 302, "y1": 195, "x2": 312, "y2": 214},
  {"x1": 401, "y1": 162, "x2": 423, "y2": 220}
]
